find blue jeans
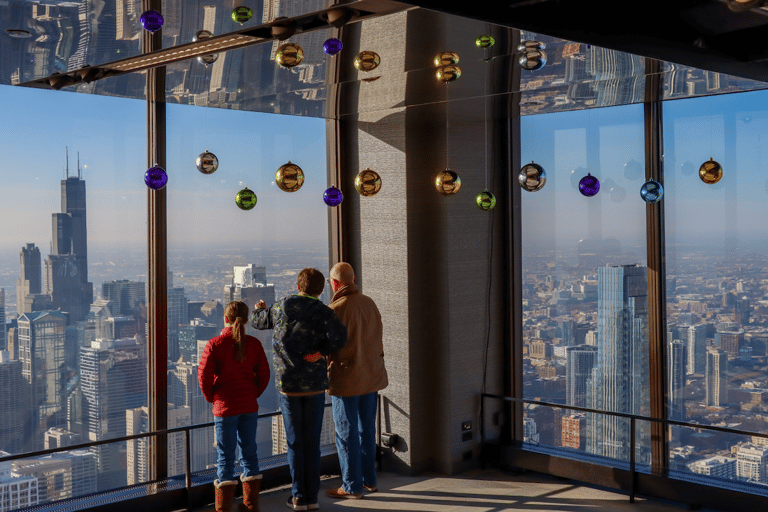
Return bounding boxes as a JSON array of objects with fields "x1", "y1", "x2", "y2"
[
  {"x1": 214, "y1": 411, "x2": 260, "y2": 482},
  {"x1": 279, "y1": 393, "x2": 325, "y2": 503},
  {"x1": 332, "y1": 392, "x2": 378, "y2": 494}
]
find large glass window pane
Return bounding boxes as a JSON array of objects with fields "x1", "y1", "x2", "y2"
[
  {"x1": 664, "y1": 90, "x2": 768, "y2": 495},
  {"x1": 165, "y1": 103, "x2": 331, "y2": 481},
  {"x1": 0, "y1": 86, "x2": 146, "y2": 503},
  {"x1": 521, "y1": 104, "x2": 649, "y2": 468}
]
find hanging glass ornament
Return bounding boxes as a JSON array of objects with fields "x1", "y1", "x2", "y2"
[
  {"x1": 144, "y1": 165, "x2": 167, "y2": 190},
  {"x1": 275, "y1": 162, "x2": 305, "y2": 192},
  {"x1": 275, "y1": 43, "x2": 304, "y2": 68},
  {"x1": 680, "y1": 160, "x2": 695, "y2": 176},
  {"x1": 570, "y1": 167, "x2": 586, "y2": 190},
  {"x1": 434, "y1": 52, "x2": 459, "y2": 66},
  {"x1": 324, "y1": 186, "x2": 343, "y2": 206},
  {"x1": 610, "y1": 186, "x2": 627, "y2": 203},
  {"x1": 355, "y1": 168, "x2": 382, "y2": 196},
  {"x1": 196, "y1": 150, "x2": 218, "y2": 175},
  {"x1": 640, "y1": 180, "x2": 663, "y2": 203},
  {"x1": 475, "y1": 35, "x2": 495, "y2": 48},
  {"x1": 194, "y1": 30, "x2": 218, "y2": 65},
  {"x1": 435, "y1": 169, "x2": 461, "y2": 195},
  {"x1": 436, "y1": 65, "x2": 461, "y2": 82},
  {"x1": 579, "y1": 173, "x2": 600, "y2": 197},
  {"x1": 476, "y1": 190, "x2": 496, "y2": 210},
  {"x1": 354, "y1": 51, "x2": 380, "y2": 72},
  {"x1": 231, "y1": 6, "x2": 253, "y2": 24},
  {"x1": 624, "y1": 158, "x2": 643, "y2": 180},
  {"x1": 140, "y1": 10, "x2": 164, "y2": 32},
  {"x1": 236, "y1": 187, "x2": 257, "y2": 210},
  {"x1": 519, "y1": 49, "x2": 547, "y2": 71},
  {"x1": 323, "y1": 38, "x2": 343, "y2": 55},
  {"x1": 699, "y1": 158, "x2": 723, "y2": 184},
  {"x1": 518, "y1": 162, "x2": 547, "y2": 192}
]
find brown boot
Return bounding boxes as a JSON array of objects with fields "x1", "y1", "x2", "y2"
[
  {"x1": 214, "y1": 479, "x2": 238, "y2": 512},
  {"x1": 239, "y1": 474, "x2": 262, "y2": 511}
]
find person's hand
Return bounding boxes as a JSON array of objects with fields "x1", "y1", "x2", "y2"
[
  {"x1": 255, "y1": 300, "x2": 267, "y2": 310},
  {"x1": 303, "y1": 351, "x2": 323, "y2": 363}
]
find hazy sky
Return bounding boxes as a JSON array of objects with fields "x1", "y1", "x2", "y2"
[{"x1": 0, "y1": 85, "x2": 329, "y2": 256}]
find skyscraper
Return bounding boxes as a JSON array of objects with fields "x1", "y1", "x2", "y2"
[
  {"x1": 685, "y1": 324, "x2": 707, "y2": 375},
  {"x1": 667, "y1": 339, "x2": 686, "y2": 421},
  {"x1": 587, "y1": 264, "x2": 649, "y2": 463},
  {"x1": 168, "y1": 362, "x2": 215, "y2": 472},
  {"x1": 44, "y1": 154, "x2": 93, "y2": 324},
  {"x1": 0, "y1": 289, "x2": 5, "y2": 351},
  {"x1": 0, "y1": 352, "x2": 24, "y2": 453},
  {"x1": 101, "y1": 280, "x2": 145, "y2": 317},
  {"x1": 80, "y1": 338, "x2": 146, "y2": 491},
  {"x1": 224, "y1": 264, "x2": 275, "y2": 307},
  {"x1": 706, "y1": 348, "x2": 728, "y2": 408},
  {"x1": 16, "y1": 243, "x2": 42, "y2": 316},
  {"x1": 565, "y1": 345, "x2": 597, "y2": 408},
  {"x1": 18, "y1": 310, "x2": 68, "y2": 450}
]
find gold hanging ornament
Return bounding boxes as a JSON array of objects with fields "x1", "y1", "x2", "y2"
[
  {"x1": 355, "y1": 168, "x2": 382, "y2": 196},
  {"x1": 354, "y1": 51, "x2": 380, "y2": 72},
  {"x1": 275, "y1": 43, "x2": 304, "y2": 68},
  {"x1": 435, "y1": 169, "x2": 461, "y2": 195},
  {"x1": 434, "y1": 52, "x2": 459, "y2": 66},
  {"x1": 437, "y1": 65, "x2": 461, "y2": 82},
  {"x1": 275, "y1": 162, "x2": 305, "y2": 192},
  {"x1": 698, "y1": 157, "x2": 723, "y2": 184}
]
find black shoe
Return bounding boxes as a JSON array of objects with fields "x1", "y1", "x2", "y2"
[
  {"x1": 307, "y1": 503, "x2": 319, "y2": 510},
  {"x1": 286, "y1": 495, "x2": 308, "y2": 511}
]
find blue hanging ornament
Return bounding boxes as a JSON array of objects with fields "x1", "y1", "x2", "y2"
[
  {"x1": 324, "y1": 186, "x2": 343, "y2": 206},
  {"x1": 140, "y1": 11, "x2": 164, "y2": 33},
  {"x1": 579, "y1": 173, "x2": 600, "y2": 197},
  {"x1": 144, "y1": 165, "x2": 167, "y2": 189},
  {"x1": 323, "y1": 38, "x2": 343, "y2": 55},
  {"x1": 640, "y1": 180, "x2": 663, "y2": 203}
]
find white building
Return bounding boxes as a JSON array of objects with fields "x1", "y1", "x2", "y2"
[
  {"x1": 0, "y1": 452, "x2": 38, "y2": 512},
  {"x1": 736, "y1": 443, "x2": 768, "y2": 484},
  {"x1": 688, "y1": 455, "x2": 737, "y2": 479}
]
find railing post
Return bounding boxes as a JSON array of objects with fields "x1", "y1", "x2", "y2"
[{"x1": 630, "y1": 418, "x2": 636, "y2": 503}]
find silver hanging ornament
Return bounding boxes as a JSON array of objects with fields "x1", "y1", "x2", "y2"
[
  {"x1": 518, "y1": 162, "x2": 547, "y2": 192},
  {"x1": 196, "y1": 150, "x2": 218, "y2": 174}
]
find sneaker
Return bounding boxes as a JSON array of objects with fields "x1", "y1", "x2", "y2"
[
  {"x1": 307, "y1": 503, "x2": 319, "y2": 510},
  {"x1": 286, "y1": 495, "x2": 308, "y2": 511},
  {"x1": 363, "y1": 485, "x2": 378, "y2": 493},
  {"x1": 326, "y1": 486, "x2": 363, "y2": 499}
]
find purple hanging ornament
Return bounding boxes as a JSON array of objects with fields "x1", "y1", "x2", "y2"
[
  {"x1": 144, "y1": 165, "x2": 167, "y2": 190},
  {"x1": 324, "y1": 186, "x2": 343, "y2": 206},
  {"x1": 578, "y1": 173, "x2": 600, "y2": 197},
  {"x1": 140, "y1": 11, "x2": 164, "y2": 33},
  {"x1": 323, "y1": 38, "x2": 343, "y2": 55}
]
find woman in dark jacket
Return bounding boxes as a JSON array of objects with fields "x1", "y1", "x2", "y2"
[{"x1": 199, "y1": 301, "x2": 270, "y2": 512}]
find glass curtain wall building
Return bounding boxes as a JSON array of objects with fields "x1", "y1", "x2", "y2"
[{"x1": 2, "y1": 1, "x2": 768, "y2": 511}]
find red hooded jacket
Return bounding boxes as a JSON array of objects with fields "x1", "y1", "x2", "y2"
[{"x1": 198, "y1": 327, "x2": 270, "y2": 417}]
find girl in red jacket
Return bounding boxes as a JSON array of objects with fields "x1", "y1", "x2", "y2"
[{"x1": 199, "y1": 301, "x2": 270, "y2": 512}]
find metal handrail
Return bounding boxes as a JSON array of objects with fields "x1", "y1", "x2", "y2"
[
  {"x1": 481, "y1": 392, "x2": 768, "y2": 503},
  {"x1": 0, "y1": 402, "x2": 334, "y2": 507}
]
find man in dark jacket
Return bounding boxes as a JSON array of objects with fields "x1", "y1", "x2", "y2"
[{"x1": 251, "y1": 268, "x2": 347, "y2": 511}]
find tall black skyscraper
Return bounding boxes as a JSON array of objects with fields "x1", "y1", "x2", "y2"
[
  {"x1": 45, "y1": 152, "x2": 93, "y2": 324},
  {"x1": 16, "y1": 243, "x2": 42, "y2": 316}
]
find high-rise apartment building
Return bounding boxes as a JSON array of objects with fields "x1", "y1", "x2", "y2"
[
  {"x1": 0, "y1": 289, "x2": 5, "y2": 351},
  {"x1": 706, "y1": 348, "x2": 728, "y2": 408},
  {"x1": 168, "y1": 362, "x2": 216, "y2": 472},
  {"x1": 126, "y1": 405, "x2": 189, "y2": 485},
  {"x1": 224, "y1": 265, "x2": 275, "y2": 307},
  {"x1": 11, "y1": 450, "x2": 96, "y2": 504},
  {"x1": 101, "y1": 280, "x2": 145, "y2": 317},
  {"x1": 688, "y1": 455, "x2": 737, "y2": 479},
  {"x1": 0, "y1": 352, "x2": 24, "y2": 453},
  {"x1": 565, "y1": 345, "x2": 596, "y2": 408},
  {"x1": 178, "y1": 320, "x2": 219, "y2": 363},
  {"x1": 716, "y1": 330, "x2": 741, "y2": 358},
  {"x1": 561, "y1": 414, "x2": 586, "y2": 450},
  {"x1": 80, "y1": 338, "x2": 146, "y2": 491},
  {"x1": 167, "y1": 286, "x2": 189, "y2": 362},
  {"x1": 685, "y1": 324, "x2": 707, "y2": 375},
  {"x1": 0, "y1": 452, "x2": 38, "y2": 511},
  {"x1": 587, "y1": 264, "x2": 649, "y2": 463},
  {"x1": 44, "y1": 161, "x2": 93, "y2": 325},
  {"x1": 736, "y1": 443, "x2": 768, "y2": 484},
  {"x1": 18, "y1": 310, "x2": 68, "y2": 450},
  {"x1": 667, "y1": 339, "x2": 686, "y2": 421},
  {"x1": 16, "y1": 243, "x2": 42, "y2": 317}
]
